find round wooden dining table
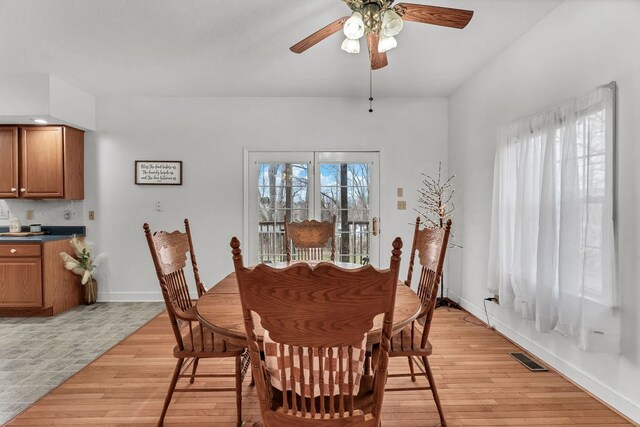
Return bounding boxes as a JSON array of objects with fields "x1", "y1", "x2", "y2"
[{"x1": 196, "y1": 263, "x2": 423, "y2": 348}]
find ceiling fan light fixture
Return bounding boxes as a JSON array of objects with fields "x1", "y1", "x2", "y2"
[
  {"x1": 341, "y1": 37, "x2": 360, "y2": 54},
  {"x1": 289, "y1": 2, "x2": 474, "y2": 71},
  {"x1": 343, "y1": 11, "x2": 365, "y2": 39},
  {"x1": 378, "y1": 34, "x2": 397, "y2": 53},
  {"x1": 381, "y1": 8, "x2": 403, "y2": 36}
]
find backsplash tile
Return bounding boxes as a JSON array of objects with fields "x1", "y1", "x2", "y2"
[{"x1": 0, "y1": 200, "x2": 85, "y2": 227}]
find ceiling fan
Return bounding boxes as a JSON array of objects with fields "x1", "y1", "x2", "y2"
[{"x1": 290, "y1": 1, "x2": 474, "y2": 70}]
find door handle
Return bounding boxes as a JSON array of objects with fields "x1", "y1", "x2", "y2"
[{"x1": 372, "y1": 217, "x2": 379, "y2": 236}]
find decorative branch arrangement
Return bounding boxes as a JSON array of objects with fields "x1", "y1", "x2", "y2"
[
  {"x1": 416, "y1": 162, "x2": 455, "y2": 227},
  {"x1": 416, "y1": 162, "x2": 461, "y2": 309}
]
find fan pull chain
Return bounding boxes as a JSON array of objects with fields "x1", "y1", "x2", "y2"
[{"x1": 369, "y1": 68, "x2": 374, "y2": 113}]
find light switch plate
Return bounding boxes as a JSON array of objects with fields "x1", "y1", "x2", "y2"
[
  {"x1": 397, "y1": 187, "x2": 403, "y2": 197},
  {"x1": 26, "y1": 210, "x2": 34, "y2": 220},
  {"x1": 88, "y1": 211, "x2": 95, "y2": 220},
  {"x1": 397, "y1": 201, "x2": 407, "y2": 210}
]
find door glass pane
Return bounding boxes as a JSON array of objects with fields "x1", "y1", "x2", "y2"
[
  {"x1": 257, "y1": 162, "x2": 309, "y2": 263},
  {"x1": 320, "y1": 163, "x2": 370, "y2": 264}
]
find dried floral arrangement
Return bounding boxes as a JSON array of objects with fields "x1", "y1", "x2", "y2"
[{"x1": 59, "y1": 236, "x2": 102, "y2": 285}]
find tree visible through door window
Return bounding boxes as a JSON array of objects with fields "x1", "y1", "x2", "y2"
[
  {"x1": 257, "y1": 162, "x2": 309, "y2": 263},
  {"x1": 320, "y1": 163, "x2": 370, "y2": 264},
  {"x1": 256, "y1": 161, "x2": 372, "y2": 264}
]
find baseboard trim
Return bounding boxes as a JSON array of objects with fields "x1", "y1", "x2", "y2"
[
  {"x1": 97, "y1": 291, "x2": 189, "y2": 302},
  {"x1": 447, "y1": 290, "x2": 640, "y2": 424}
]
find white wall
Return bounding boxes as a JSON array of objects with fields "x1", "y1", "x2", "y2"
[
  {"x1": 0, "y1": 73, "x2": 96, "y2": 130},
  {"x1": 448, "y1": 0, "x2": 640, "y2": 421},
  {"x1": 88, "y1": 97, "x2": 448, "y2": 301},
  {"x1": 0, "y1": 73, "x2": 49, "y2": 116},
  {"x1": 48, "y1": 75, "x2": 96, "y2": 131}
]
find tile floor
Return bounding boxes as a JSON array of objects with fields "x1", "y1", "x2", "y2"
[{"x1": 0, "y1": 302, "x2": 165, "y2": 424}]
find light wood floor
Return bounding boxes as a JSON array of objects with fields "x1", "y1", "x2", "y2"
[{"x1": 6, "y1": 308, "x2": 631, "y2": 426}]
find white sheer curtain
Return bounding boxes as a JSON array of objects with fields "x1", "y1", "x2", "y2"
[{"x1": 488, "y1": 84, "x2": 619, "y2": 352}]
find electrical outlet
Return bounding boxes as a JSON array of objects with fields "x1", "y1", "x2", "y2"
[
  {"x1": 485, "y1": 296, "x2": 499, "y2": 305},
  {"x1": 26, "y1": 210, "x2": 34, "y2": 220},
  {"x1": 155, "y1": 201, "x2": 162, "y2": 212},
  {"x1": 397, "y1": 200, "x2": 407, "y2": 210},
  {"x1": 0, "y1": 209, "x2": 9, "y2": 220},
  {"x1": 64, "y1": 210, "x2": 72, "y2": 220},
  {"x1": 88, "y1": 211, "x2": 95, "y2": 220}
]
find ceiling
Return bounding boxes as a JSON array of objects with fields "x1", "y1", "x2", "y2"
[{"x1": 0, "y1": 0, "x2": 562, "y2": 98}]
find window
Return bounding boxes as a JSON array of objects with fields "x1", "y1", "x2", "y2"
[
  {"x1": 257, "y1": 162, "x2": 310, "y2": 263},
  {"x1": 319, "y1": 162, "x2": 371, "y2": 264},
  {"x1": 488, "y1": 83, "x2": 619, "y2": 352},
  {"x1": 247, "y1": 152, "x2": 380, "y2": 266}
]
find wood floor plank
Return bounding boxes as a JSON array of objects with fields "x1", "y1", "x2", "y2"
[{"x1": 5, "y1": 308, "x2": 632, "y2": 426}]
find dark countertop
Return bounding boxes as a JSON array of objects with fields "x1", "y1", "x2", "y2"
[{"x1": 0, "y1": 226, "x2": 85, "y2": 243}]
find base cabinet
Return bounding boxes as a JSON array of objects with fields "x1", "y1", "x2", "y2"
[
  {"x1": 0, "y1": 240, "x2": 82, "y2": 316},
  {"x1": 0, "y1": 257, "x2": 42, "y2": 307}
]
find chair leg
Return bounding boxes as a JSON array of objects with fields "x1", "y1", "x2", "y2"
[
  {"x1": 241, "y1": 348, "x2": 255, "y2": 386},
  {"x1": 422, "y1": 356, "x2": 446, "y2": 426},
  {"x1": 159, "y1": 358, "x2": 184, "y2": 427},
  {"x1": 235, "y1": 355, "x2": 243, "y2": 427},
  {"x1": 364, "y1": 353, "x2": 371, "y2": 375},
  {"x1": 407, "y1": 356, "x2": 416, "y2": 382},
  {"x1": 190, "y1": 357, "x2": 200, "y2": 384}
]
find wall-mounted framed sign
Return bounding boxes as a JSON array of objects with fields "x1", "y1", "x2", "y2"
[{"x1": 135, "y1": 161, "x2": 183, "y2": 185}]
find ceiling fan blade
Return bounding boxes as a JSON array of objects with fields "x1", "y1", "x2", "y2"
[
  {"x1": 366, "y1": 33, "x2": 388, "y2": 70},
  {"x1": 290, "y1": 16, "x2": 349, "y2": 53},
  {"x1": 394, "y1": 3, "x2": 473, "y2": 29}
]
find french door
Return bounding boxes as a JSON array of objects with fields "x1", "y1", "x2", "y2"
[{"x1": 246, "y1": 151, "x2": 380, "y2": 266}]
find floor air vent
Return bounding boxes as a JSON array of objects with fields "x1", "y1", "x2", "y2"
[{"x1": 509, "y1": 352, "x2": 548, "y2": 372}]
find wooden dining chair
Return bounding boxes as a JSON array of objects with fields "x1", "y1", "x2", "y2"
[
  {"x1": 284, "y1": 215, "x2": 336, "y2": 262},
  {"x1": 378, "y1": 216, "x2": 451, "y2": 426},
  {"x1": 144, "y1": 219, "x2": 247, "y2": 427},
  {"x1": 230, "y1": 236, "x2": 403, "y2": 426}
]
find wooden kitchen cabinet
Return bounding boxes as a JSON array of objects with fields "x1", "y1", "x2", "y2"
[
  {"x1": 0, "y1": 245, "x2": 42, "y2": 308},
  {"x1": 0, "y1": 258, "x2": 42, "y2": 307},
  {"x1": 0, "y1": 125, "x2": 84, "y2": 199},
  {"x1": 0, "y1": 240, "x2": 82, "y2": 316},
  {"x1": 0, "y1": 127, "x2": 19, "y2": 198}
]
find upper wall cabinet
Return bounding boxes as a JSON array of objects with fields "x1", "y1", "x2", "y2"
[
  {"x1": 0, "y1": 125, "x2": 84, "y2": 200},
  {"x1": 0, "y1": 127, "x2": 19, "y2": 199}
]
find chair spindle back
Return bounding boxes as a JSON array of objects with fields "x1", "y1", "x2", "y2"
[
  {"x1": 405, "y1": 217, "x2": 452, "y2": 346},
  {"x1": 284, "y1": 215, "x2": 336, "y2": 262},
  {"x1": 231, "y1": 237, "x2": 403, "y2": 425},
  {"x1": 144, "y1": 219, "x2": 209, "y2": 350}
]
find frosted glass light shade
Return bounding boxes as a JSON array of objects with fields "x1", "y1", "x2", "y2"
[
  {"x1": 343, "y1": 12, "x2": 365, "y2": 40},
  {"x1": 341, "y1": 37, "x2": 360, "y2": 54},
  {"x1": 381, "y1": 9, "x2": 403, "y2": 36},
  {"x1": 378, "y1": 34, "x2": 397, "y2": 53}
]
